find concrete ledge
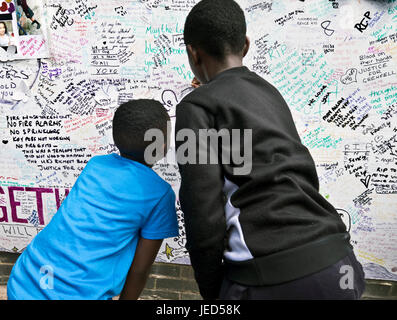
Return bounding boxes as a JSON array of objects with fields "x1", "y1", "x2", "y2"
[
  {"x1": 361, "y1": 279, "x2": 397, "y2": 300},
  {"x1": 1, "y1": 257, "x2": 397, "y2": 300}
]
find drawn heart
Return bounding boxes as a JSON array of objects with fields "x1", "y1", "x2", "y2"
[
  {"x1": 0, "y1": 2, "x2": 8, "y2": 12},
  {"x1": 7, "y1": 2, "x2": 14, "y2": 13},
  {"x1": 340, "y1": 68, "x2": 357, "y2": 85},
  {"x1": 2, "y1": 140, "x2": 8, "y2": 144},
  {"x1": 360, "y1": 175, "x2": 371, "y2": 188}
]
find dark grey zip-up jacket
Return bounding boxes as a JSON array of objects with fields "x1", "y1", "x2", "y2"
[{"x1": 175, "y1": 66, "x2": 351, "y2": 300}]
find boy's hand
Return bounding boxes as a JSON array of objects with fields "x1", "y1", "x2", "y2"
[{"x1": 191, "y1": 77, "x2": 201, "y2": 88}]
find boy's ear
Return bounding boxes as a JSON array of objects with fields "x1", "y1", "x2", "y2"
[
  {"x1": 242, "y1": 36, "x2": 250, "y2": 58},
  {"x1": 187, "y1": 44, "x2": 200, "y2": 66}
]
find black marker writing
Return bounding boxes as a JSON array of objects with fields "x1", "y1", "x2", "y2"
[
  {"x1": 354, "y1": 11, "x2": 371, "y2": 33},
  {"x1": 321, "y1": 20, "x2": 334, "y2": 36}
]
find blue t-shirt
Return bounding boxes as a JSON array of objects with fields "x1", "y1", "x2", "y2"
[{"x1": 7, "y1": 153, "x2": 179, "y2": 300}]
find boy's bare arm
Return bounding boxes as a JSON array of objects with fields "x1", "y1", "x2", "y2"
[{"x1": 119, "y1": 237, "x2": 163, "y2": 300}]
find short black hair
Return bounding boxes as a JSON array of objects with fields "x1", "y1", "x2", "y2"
[
  {"x1": 112, "y1": 99, "x2": 170, "y2": 157},
  {"x1": 184, "y1": 0, "x2": 247, "y2": 60}
]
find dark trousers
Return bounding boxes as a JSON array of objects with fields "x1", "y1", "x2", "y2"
[{"x1": 219, "y1": 250, "x2": 366, "y2": 300}]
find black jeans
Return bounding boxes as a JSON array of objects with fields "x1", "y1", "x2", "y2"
[{"x1": 219, "y1": 250, "x2": 366, "y2": 300}]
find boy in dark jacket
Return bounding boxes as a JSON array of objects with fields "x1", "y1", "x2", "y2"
[{"x1": 175, "y1": 0, "x2": 365, "y2": 300}]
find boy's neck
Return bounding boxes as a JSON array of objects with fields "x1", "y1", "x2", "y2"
[
  {"x1": 120, "y1": 152, "x2": 153, "y2": 168},
  {"x1": 203, "y1": 55, "x2": 243, "y2": 83}
]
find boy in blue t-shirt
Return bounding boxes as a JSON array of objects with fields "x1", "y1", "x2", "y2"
[{"x1": 7, "y1": 99, "x2": 179, "y2": 300}]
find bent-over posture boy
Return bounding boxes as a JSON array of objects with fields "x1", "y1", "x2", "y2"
[{"x1": 8, "y1": 99, "x2": 179, "y2": 300}]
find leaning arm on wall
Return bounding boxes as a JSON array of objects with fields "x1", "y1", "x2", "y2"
[{"x1": 119, "y1": 237, "x2": 163, "y2": 300}]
